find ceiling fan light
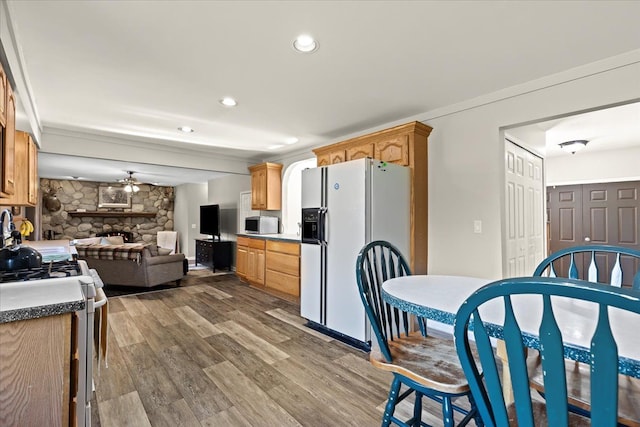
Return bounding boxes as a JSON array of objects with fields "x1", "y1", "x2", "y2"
[
  {"x1": 124, "y1": 184, "x2": 133, "y2": 193},
  {"x1": 558, "y1": 139, "x2": 588, "y2": 154}
]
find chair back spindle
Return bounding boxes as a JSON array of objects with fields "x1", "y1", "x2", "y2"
[
  {"x1": 534, "y1": 244, "x2": 640, "y2": 290},
  {"x1": 356, "y1": 241, "x2": 411, "y2": 361}
]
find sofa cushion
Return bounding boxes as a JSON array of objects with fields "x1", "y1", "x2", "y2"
[
  {"x1": 100, "y1": 236, "x2": 124, "y2": 245},
  {"x1": 74, "y1": 237, "x2": 102, "y2": 245}
]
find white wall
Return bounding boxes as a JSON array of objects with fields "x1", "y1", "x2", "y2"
[
  {"x1": 174, "y1": 183, "x2": 208, "y2": 259},
  {"x1": 206, "y1": 174, "x2": 251, "y2": 242},
  {"x1": 546, "y1": 145, "x2": 640, "y2": 185},
  {"x1": 424, "y1": 61, "x2": 640, "y2": 280}
]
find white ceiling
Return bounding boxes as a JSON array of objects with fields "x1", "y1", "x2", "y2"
[{"x1": 5, "y1": 1, "x2": 640, "y2": 185}]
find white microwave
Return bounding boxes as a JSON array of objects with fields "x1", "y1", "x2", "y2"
[{"x1": 245, "y1": 216, "x2": 279, "y2": 234}]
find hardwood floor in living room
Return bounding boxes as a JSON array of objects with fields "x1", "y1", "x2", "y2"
[{"x1": 92, "y1": 272, "x2": 474, "y2": 426}]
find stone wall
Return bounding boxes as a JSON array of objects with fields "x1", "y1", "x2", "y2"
[{"x1": 41, "y1": 178, "x2": 174, "y2": 243}]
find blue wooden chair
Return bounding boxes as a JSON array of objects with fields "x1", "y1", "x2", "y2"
[
  {"x1": 533, "y1": 244, "x2": 640, "y2": 289},
  {"x1": 532, "y1": 245, "x2": 640, "y2": 424},
  {"x1": 356, "y1": 241, "x2": 480, "y2": 427},
  {"x1": 454, "y1": 277, "x2": 640, "y2": 427}
]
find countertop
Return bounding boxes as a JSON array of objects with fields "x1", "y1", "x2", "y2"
[
  {"x1": 0, "y1": 277, "x2": 86, "y2": 324},
  {"x1": 237, "y1": 233, "x2": 301, "y2": 242}
]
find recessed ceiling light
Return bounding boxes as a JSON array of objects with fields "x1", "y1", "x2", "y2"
[
  {"x1": 285, "y1": 137, "x2": 299, "y2": 145},
  {"x1": 293, "y1": 34, "x2": 318, "y2": 53},
  {"x1": 178, "y1": 126, "x2": 194, "y2": 133},
  {"x1": 220, "y1": 97, "x2": 238, "y2": 107},
  {"x1": 268, "y1": 145, "x2": 284, "y2": 150}
]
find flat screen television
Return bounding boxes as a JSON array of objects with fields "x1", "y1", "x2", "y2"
[{"x1": 200, "y1": 204, "x2": 220, "y2": 241}]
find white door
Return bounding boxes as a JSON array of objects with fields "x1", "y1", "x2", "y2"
[
  {"x1": 504, "y1": 139, "x2": 544, "y2": 277},
  {"x1": 325, "y1": 160, "x2": 367, "y2": 342},
  {"x1": 238, "y1": 191, "x2": 258, "y2": 233}
]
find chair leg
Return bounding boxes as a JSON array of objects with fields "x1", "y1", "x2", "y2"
[
  {"x1": 382, "y1": 377, "x2": 402, "y2": 427},
  {"x1": 442, "y1": 396, "x2": 454, "y2": 427},
  {"x1": 412, "y1": 391, "x2": 422, "y2": 427},
  {"x1": 468, "y1": 395, "x2": 483, "y2": 427}
]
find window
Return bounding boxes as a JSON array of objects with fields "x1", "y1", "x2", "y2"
[{"x1": 282, "y1": 158, "x2": 317, "y2": 235}]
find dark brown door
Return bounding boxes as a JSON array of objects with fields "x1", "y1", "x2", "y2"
[{"x1": 548, "y1": 181, "x2": 640, "y2": 287}]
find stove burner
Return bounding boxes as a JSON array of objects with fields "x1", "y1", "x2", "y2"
[{"x1": 0, "y1": 260, "x2": 82, "y2": 283}]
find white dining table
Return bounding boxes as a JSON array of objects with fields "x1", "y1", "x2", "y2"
[{"x1": 382, "y1": 275, "x2": 640, "y2": 381}]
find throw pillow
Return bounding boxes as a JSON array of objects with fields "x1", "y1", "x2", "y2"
[
  {"x1": 147, "y1": 244, "x2": 159, "y2": 256},
  {"x1": 158, "y1": 247, "x2": 172, "y2": 256}
]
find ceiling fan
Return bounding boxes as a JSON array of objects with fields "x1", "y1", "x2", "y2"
[{"x1": 120, "y1": 171, "x2": 142, "y2": 193}]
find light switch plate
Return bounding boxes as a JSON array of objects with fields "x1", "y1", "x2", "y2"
[{"x1": 473, "y1": 220, "x2": 482, "y2": 234}]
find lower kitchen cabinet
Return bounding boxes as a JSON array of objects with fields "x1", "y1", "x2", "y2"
[
  {"x1": 0, "y1": 313, "x2": 74, "y2": 426},
  {"x1": 265, "y1": 240, "x2": 300, "y2": 296},
  {"x1": 236, "y1": 236, "x2": 300, "y2": 297},
  {"x1": 247, "y1": 238, "x2": 265, "y2": 285}
]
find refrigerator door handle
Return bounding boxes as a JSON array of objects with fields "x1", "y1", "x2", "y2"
[{"x1": 319, "y1": 207, "x2": 328, "y2": 245}]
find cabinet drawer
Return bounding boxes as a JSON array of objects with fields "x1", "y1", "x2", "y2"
[
  {"x1": 266, "y1": 270, "x2": 300, "y2": 296},
  {"x1": 237, "y1": 236, "x2": 250, "y2": 247},
  {"x1": 266, "y1": 240, "x2": 300, "y2": 256},
  {"x1": 248, "y1": 238, "x2": 266, "y2": 249},
  {"x1": 266, "y1": 251, "x2": 299, "y2": 276}
]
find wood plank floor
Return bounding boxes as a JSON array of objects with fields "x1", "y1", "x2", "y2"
[{"x1": 92, "y1": 272, "x2": 479, "y2": 426}]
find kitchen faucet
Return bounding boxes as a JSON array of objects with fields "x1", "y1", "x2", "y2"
[{"x1": 0, "y1": 208, "x2": 15, "y2": 248}]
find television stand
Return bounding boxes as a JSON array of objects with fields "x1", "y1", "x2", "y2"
[{"x1": 195, "y1": 239, "x2": 232, "y2": 272}]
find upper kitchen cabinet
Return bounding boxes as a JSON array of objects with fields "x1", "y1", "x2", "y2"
[
  {"x1": 0, "y1": 62, "x2": 7, "y2": 127},
  {"x1": 249, "y1": 162, "x2": 283, "y2": 211},
  {"x1": 312, "y1": 121, "x2": 432, "y2": 275},
  {"x1": 1, "y1": 130, "x2": 38, "y2": 206},
  {"x1": 1, "y1": 82, "x2": 16, "y2": 198}
]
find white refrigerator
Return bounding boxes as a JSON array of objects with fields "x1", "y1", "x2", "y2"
[{"x1": 300, "y1": 158, "x2": 410, "y2": 347}]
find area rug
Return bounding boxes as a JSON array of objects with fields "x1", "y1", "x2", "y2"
[{"x1": 102, "y1": 268, "x2": 234, "y2": 298}]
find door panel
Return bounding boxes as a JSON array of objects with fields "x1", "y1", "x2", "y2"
[
  {"x1": 504, "y1": 140, "x2": 544, "y2": 277},
  {"x1": 548, "y1": 181, "x2": 640, "y2": 287}
]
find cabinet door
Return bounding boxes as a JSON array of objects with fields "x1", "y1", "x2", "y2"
[
  {"x1": 251, "y1": 168, "x2": 266, "y2": 210},
  {"x1": 236, "y1": 245, "x2": 248, "y2": 277},
  {"x1": 375, "y1": 135, "x2": 410, "y2": 166},
  {"x1": 0, "y1": 63, "x2": 6, "y2": 127},
  {"x1": 347, "y1": 143, "x2": 374, "y2": 161},
  {"x1": 255, "y1": 248, "x2": 265, "y2": 285},
  {"x1": 27, "y1": 137, "x2": 38, "y2": 206},
  {"x1": 1, "y1": 85, "x2": 16, "y2": 197},
  {"x1": 317, "y1": 153, "x2": 330, "y2": 166},
  {"x1": 330, "y1": 150, "x2": 346, "y2": 164}
]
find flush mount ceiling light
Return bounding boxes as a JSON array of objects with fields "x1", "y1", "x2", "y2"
[
  {"x1": 267, "y1": 144, "x2": 284, "y2": 150},
  {"x1": 122, "y1": 171, "x2": 140, "y2": 193},
  {"x1": 220, "y1": 97, "x2": 237, "y2": 107},
  {"x1": 558, "y1": 139, "x2": 589, "y2": 154},
  {"x1": 285, "y1": 137, "x2": 299, "y2": 145},
  {"x1": 178, "y1": 126, "x2": 194, "y2": 133},
  {"x1": 293, "y1": 34, "x2": 318, "y2": 53}
]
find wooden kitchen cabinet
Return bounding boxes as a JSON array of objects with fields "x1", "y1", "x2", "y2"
[
  {"x1": 248, "y1": 162, "x2": 283, "y2": 210},
  {"x1": 0, "y1": 313, "x2": 73, "y2": 426},
  {"x1": 346, "y1": 142, "x2": 374, "y2": 161},
  {"x1": 265, "y1": 240, "x2": 300, "y2": 297},
  {"x1": 312, "y1": 121, "x2": 432, "y2": 274},
  {"x1": 0, "y1": 62, "x2": 7, "y2": 127},
  {"x1": 236, "y1": 236, "x2": 249, "y2": 279},
  {"x1": 247, "y1": 238, "x2": 266, "y2": 286},
  {"x1": 237, "y1": 236, "x2": 300, "y2": 297},
  {"x1": 316, "y1": 149, "x2": 346, "y2": 166},
  {"x1": 1, "y1": 130, "x2": 38, "y2": 206},
  {"x1": 1, "y1": 83, "x2": 16, "y2": 197}
]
